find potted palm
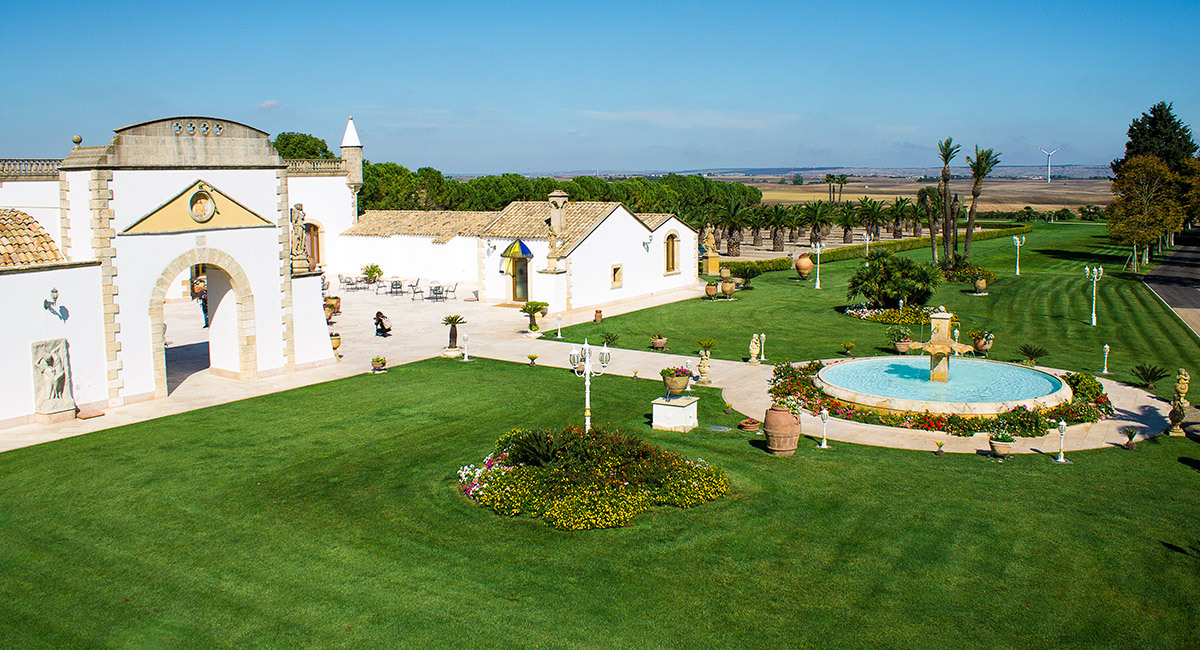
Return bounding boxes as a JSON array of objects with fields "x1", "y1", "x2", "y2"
[
  {"x1": 520, "y1": 301, "x2": 549, "y2": 336},
  {"x1": 989, "y1": 430, "x2": 1015, "y2": 458},
  {"x1": 443, "y1": 314, "x2": 466, "y2": 349},
  {"x1": 886, "y1": 326, "x2": 913, "y2": 354},
  {"x1": 660, "y1": 366, "x2": 691, "y2": 395},
  {"x1": 361, "y1": 263, "x2": 383, "y2": 284}
]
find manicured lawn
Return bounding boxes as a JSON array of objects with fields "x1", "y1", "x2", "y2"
[
  {"x1": 1, "y1": 358, "x2": 1198, "y2": 648},
  {"x1": 563, "y1": 223, "x2": 1200, "y2": 400}
]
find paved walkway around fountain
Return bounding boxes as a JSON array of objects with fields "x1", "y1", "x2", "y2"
[{"x1": 0, "y1": 280, "x2": 1188, "y2": 456}]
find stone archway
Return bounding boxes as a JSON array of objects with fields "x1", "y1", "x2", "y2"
[{"x1": 149, "y1": 248, "x2": 257, "y2": 398}]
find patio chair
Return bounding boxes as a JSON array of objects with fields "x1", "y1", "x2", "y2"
[
  {"x1": 442, "y1": 282, "x2": 458, "y2": 300},
  {"x1": 389, "y1": 278, "x2": 405, "y2": 296},
  {"x1": 409, "y1": 278, "x2": 424, "y2": 301},
  {"x1": 338, "y1": 274, "x2": 349, "y2": 291},
  {"x1": 375, "y1": 279, "x2": 391, "y2": 295}
]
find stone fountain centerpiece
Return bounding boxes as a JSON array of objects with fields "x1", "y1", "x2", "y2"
[{"x1": 908, "y1": 309, "x2": 975, "y2": 382}]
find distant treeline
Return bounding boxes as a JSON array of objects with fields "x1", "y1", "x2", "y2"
[
  {"x1": 358, "y1": 162, "x2": 762, "y2": 222},
  {"x1": 979, "y1": 206, "x2": 1106, "y2": 222}
]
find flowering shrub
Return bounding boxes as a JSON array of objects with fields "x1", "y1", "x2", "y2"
[
  {"x1": 458, "y1": 425, "x2": 728, "y2": 530},
  {"x1": 943, "y1": 264, "x2": 997, "y2": 283},
  {"x1": 660, "y1": 366, "x2": 691, "y2": 378},
  {"x1": 845, "y1": 303, "x2": 935, "y2": 325},
  {"x1": 766, "y1": 360, "x2": 1113, "y2": 437}
]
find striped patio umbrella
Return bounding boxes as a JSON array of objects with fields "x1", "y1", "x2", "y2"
[{"x1": 500, "y1": 239, "x2": 533, "y2": 276}]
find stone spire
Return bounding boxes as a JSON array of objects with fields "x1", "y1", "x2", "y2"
[{"x1": 340, "y1": 116, "x2": 363, "y2": 219}]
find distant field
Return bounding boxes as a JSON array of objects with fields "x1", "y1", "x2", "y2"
[{"x1": 753, "y1": 177, "x2": 1111, "y2": 211}]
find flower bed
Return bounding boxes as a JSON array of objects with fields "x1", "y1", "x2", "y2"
[
  {"x1": 458, "y1": 425, "x2": 729, "y2": 530},
  {"x1": 768, "y1": 361, "x2": 1113, "y2": 437},
  {"x1": 844, "y1": 303, "x2": 935, "y2": 325}
]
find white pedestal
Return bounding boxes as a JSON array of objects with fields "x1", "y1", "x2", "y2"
[{"x1": 652, "y1": 396, "x2": 698, "y2": 432}]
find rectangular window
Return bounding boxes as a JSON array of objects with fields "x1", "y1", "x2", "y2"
[{"x1": 611, "y1": 264, "x2": 623, "y2": 289}]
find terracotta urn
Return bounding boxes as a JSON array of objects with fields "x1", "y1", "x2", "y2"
[
  {"x1": 324, "y1": 304, "x2": 334, "y2": 323},
  {"x1": 329, "y1": 333, "x2": 341, "y2": 354},
  {"x1": 651, "y1": 337, "x2": 668, "y2": 350},
  {"x1": 894, "y1": 340, "x2": 912, "y2": 354},
  {"x1": 973, "y1": 338, "x2": 993, "y2": 354},
  {"x1": 738, "y1": 418, "x2": 761, "y2": 433},
  {"x1": 705, "y1": 284, "x2": 719, "y2": 299},
  {"x1": 721, "y1": 280, "x2": 736, "y2": 298},
  {"x1": 663, "y1": 375, "x2": 689, "y2": 396},
  {"x1": 719, "y1": 267, "x2": 731, "y2": 280},
  {"x1": 974, "y1": 277, "x2": 987, "y2": 293},
  {"x1": 371, "y1": 361, "x2": 385, "y2": 371},
  {"x1": 763, "y1": 404, "x2": 800, "y2": 456},
  {"x1": 594, "y1": 309, "x2": 603, "y2": 323},
  {"x1": 795, "y1": 254, "x2": 813, "y2": 280}
]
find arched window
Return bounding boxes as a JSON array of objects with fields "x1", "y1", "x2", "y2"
[
  {"x1": 303, "y1": 223, "x2": 321, "y2": 270},
  {"x1": 665, "y1": 233, "x2": 679, "y2": 273}
]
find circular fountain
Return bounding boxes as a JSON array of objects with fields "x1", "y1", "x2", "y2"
[{"x1": 813, "y1": 309, "x2": 1072, "y2": 416}]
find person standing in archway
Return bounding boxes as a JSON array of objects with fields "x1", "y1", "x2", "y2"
[{"x1": 194, "y1": 279, "x2": 209, "y2": 328}]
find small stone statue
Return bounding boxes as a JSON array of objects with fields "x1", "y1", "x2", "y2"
[
  {"x1": 748, "y1": 334, "x2": 761, "y2": 366},
  {"x1": 697, "y1": 350, "x2": 712, "y2": 384},
  {"x1": 290, "y1": 203, "x2": 309, "y2": 273},
  {"x1": 1168, "y1": 368, "x2": 1190, "y2": 435},
  {"x1": 702, "y1": 227, "x2": 716, "y2": 254}
]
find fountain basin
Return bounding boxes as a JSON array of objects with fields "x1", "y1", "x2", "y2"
[{"x1": 814, "y1": 356, "x2": 1073, "y2": 416}]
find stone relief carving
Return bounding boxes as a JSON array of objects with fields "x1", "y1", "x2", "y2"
[{"x1": 31, "y1": 338, "x2": 74, "y2": 415}]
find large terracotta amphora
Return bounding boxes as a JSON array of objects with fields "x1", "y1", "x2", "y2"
[
  {"x1": 795, "y1": 254, "x2": 813, "y2": 280},
  {"x1": 763, "y1": 404, "x2": 801, "y2": 456}
]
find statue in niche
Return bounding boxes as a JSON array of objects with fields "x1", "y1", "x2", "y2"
[{"x1": 31, "y1": 338, "x2": 74, "y2": 415}]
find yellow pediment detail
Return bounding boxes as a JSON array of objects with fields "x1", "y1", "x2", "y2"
[{"x1": 122, "y1": 180, "x2": 273, "y2": 235}]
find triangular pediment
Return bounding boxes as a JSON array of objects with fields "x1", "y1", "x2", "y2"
[{"x1": 122, "y1": 180, "x2": 273, "y2": 235}]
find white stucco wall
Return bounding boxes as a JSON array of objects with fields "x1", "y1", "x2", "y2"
[
  {"x1": 286, "y1": 176, "x2": 356, "y2": 275},
  {"x1": 0, "y1": 264, "x2": 108, "y2": 426},
  {"x1": 63, "y1": 171, "x2": 93, "y2": 262},
  {"x1": 293, "y1": 275, "x2": 336, "y2": 368},
  {"x1": 335, "y1": 234, "x2": 480, "y2": 291},
  {"x1": 566, "y1": 208, "x2": 698, "y2": 309},
  {"x1": 0, "y1": 179, "x2": 61, "y2": 246}
]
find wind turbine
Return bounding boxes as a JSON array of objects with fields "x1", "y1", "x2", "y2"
[{"x1": 1038, "y1": 147, "x2": 1060, "y2": 184}]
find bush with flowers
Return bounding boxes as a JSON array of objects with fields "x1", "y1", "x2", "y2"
[
  {"x1": 458, "y1": 425, "x2": 728, "y2": 530},
  {"x1": 844, "y1": 304, "x2": 935, "y2": 325},
  {"x1": 767, "y1": 361, "x2": 1114, "y2": 437}
]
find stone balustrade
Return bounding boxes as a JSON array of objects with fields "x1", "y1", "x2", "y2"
[
  {"x1": 285, "y1": 158, "x2": 347, "y2": 176},
  {"x1": 0, "y1": 159, "x2": 62, "y2": 180}
]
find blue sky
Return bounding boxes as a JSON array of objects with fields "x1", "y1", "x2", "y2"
[{"x1": 2, "y1": 1, "x2": 1197, "y2": 173}]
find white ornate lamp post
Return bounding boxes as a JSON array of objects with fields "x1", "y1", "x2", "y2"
[
  {"x1": 556, "y1": 314, "x2": 563, "y2": 339},
  {"x1": 1054, "y1": 419, "x2": 1072, "y2": 464},
  {"x1": 861, "y1": 231, "x2": 874, "y2": 266},
  {"x1": 1013, "y1": 236, "x2": 1025, "y2": 275},
  {"x1": 569, "y1": 339, "x2": 611, "y2": 432},
  {"x1": 1101, "y1": 344, "x2": 1110, "y2": 374},
  {"x1": 461, "y1": 334, "x2": 470, "y2": 362},
  {"x1": 818, "y1": 407, "x2": 830, "y2": 449},
  {"x1": 759, "y1": 332, "x2": 767, "y2": 362},
  {"x1": 1085, "y1": 265, "x2": 1103, "y2": 326},
  {"x1": 813, "y1": 241, "x2": 825, "y2": 290}
]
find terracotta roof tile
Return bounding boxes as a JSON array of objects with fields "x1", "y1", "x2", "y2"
[
  {"x1": 343, "y1": 210, "x2": 498, "y2": 244},
  {"x1": 0, "y1": 208, "x2": 63, "y2": 267},
  {"x1": 479, "y1": 201, "x2": 623, "y2": 255},
  {"x1": 638, "y1": 213, "x2": 676, "y2": 230}
]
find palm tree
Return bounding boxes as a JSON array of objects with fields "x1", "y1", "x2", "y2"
[
  {"x1": 835, "y1": 174, "x2": 849, "y2": 202},
  {"x1": 917, "y1": 186, "x2": 939, "y2": 264},
  {"x1": 890, "y1": 197, "x2": 912, "y2": 239},
  {"x1": 766, "y1": 204, "x2": 789, "y2": 251},
  {"x1": 964, "y1": 146, "x2": 1001, "y2": 262},
  {"x1": 857, "y1": 197, "x2": 886, "y2": 239},
  {"x1": 824, "y1": 174, "x2": 836, "y2": 202},
  {"x1": 937, "y1": 137, "x2": 961, "y2": 264},
  {"x1": 802, "y1": 200, "x2": 835, "y2": 246},
  {"x1": 442, "y1": 314, "x2": 466, "y2": 348},
  {"x1": 833, "y1": 201, "x2": 859, "y2": 243},
  {"x1": 749, "y1": 205, "x2": 766, "y2": 247},
  {"x1": 718, "y1": 198, "x2": 748, "y2": 257}
]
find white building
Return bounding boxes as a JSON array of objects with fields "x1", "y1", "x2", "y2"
[
  {"x1": 0, "y1": 116, "x2": 350, "y2": 429},
  {"x1": 337, "y1": 189, "x2": 699, "y2": 310}
]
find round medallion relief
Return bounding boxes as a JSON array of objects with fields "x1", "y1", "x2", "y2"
[{"x1": 189, "y1": 190, "x2": 216, "y2": 223}]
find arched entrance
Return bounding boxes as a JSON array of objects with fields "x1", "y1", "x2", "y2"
[
  {"x1": 148, "y1": 248, "x2": 258, "y2": 399},
  {"x1": 303, "y1": 222, "x2": 321, "y2": 271}
]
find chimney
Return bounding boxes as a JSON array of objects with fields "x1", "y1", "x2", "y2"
[{"x1": 548, "y1": 189, "x2": 568, "y2": 236}]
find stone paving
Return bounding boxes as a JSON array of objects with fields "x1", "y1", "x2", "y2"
[{"x1": 0, "y1": 277, "x2": 1189, "y2": 456}]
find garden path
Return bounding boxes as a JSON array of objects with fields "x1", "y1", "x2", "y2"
[{"x1": 1144, "y1": 226, "x2": 1200, "y2": 337}]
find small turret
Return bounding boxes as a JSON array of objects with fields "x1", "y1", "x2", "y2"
[{"x1": 340, "y1": 116, "x2": 363, "y2": 192}]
